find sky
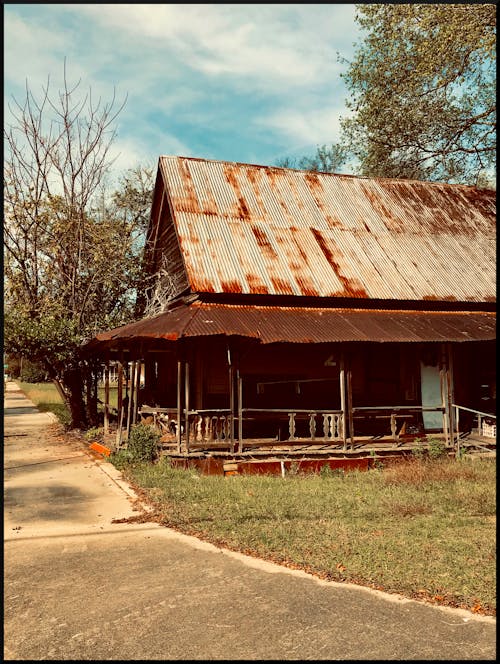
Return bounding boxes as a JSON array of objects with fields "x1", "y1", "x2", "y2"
[{"x1": 4, "y1": 3, "x2": 362, "y2": 181}]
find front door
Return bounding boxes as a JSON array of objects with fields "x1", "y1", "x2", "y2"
[{"x1": 420, "y1": 359, "x2": 443, "y2": 431}]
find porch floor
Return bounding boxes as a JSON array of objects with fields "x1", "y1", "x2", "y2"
[{"x1": 155, "y1": 432, "x2": 495, "y2": 475}]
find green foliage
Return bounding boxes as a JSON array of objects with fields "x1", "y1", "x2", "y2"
[
  {"x1": 276, "y1": 144, "x2": 347, "y2": 173},
  {"x1": 340, "y1": 4, "x2": 496, "y2": 184},
  {"x1": 18, "y1": 359, "x2": 49, "y2": 383},
  {"x1": 85, "y1": 426, "x2": 104, "y2": 442},
  {"x1": 428, "y1": 437, "x2": 447, "y2": 460},
  {"x1": 109, "y1": 449, "x2": 134, "y2": 469},
  {"x1": 3, "y1": 67, "x2": 154, "y2": 427},
  {"x1": 127, "y1": 422, "x2": 161, "y2": 462}
]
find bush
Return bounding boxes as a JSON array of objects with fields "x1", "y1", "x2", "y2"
[
  {"x1": 428, "y1": 437, "x2": 447, "y2": 460},
  {"x1": 20, "y1": 359, "x2": 50, "y2": 383},
  {"x1": 127, "y1": 422, "x2": 161, "y2": 462}
]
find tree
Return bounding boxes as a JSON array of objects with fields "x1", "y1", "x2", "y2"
[
  {"x1": 3, "y1": 65, "x2": 152, "y2": 428},
  {"x1": 278, "y1": 4, "x2": 496, "y2": 186},
  {"x1": 340, "y1": 3, "x2": 496, "y2": 185},
  {"x1": 276, "y1": 144, "x2": 347, "y2": 173}
]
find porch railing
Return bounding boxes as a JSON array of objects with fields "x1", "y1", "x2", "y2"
[
  {"x1": 452, "y1": 404, "x2": 496, "y2": 455},
  {"x1": 141, "y1": 404, "x2": 464, "y2": 453}
]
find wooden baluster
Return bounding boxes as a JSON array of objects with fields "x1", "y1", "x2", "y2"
[
  {"x1": 335, "y1": 414, "x2": 342, "y2": 440},
  {"x1": 323, "y1": 414, "x2": 332, "y2": 439},
  {"x1": 196, "y1": 416, "x2": 203, "y2": 442},
  {"x1": 288, "y1": 412, "x2": 296, "y2": 440},
  {"x1": 204, "y1": 416, "x2": 210, "y2": 441},
  {"x1": 220, "y1": 416, "x2": 226, "y2": 441},
  {"x1": 309, "y1": 413, "x2": 316, "y2": 440},
  {"x1": 212, "y1": 416, "x2": 219, "y2": 441},
  {"x1": 390, "y1": 413, "x2": 397, "y2": 442}
]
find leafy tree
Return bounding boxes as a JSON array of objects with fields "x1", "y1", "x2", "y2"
[
  {"x1": 3, "y1": 65, "x2": 153, "y2": 428},
  {"x1": 276, "y1": 144, "x2": 347, "y2": 173},
  {"x1": 279, "y1": 4, "x2": 496, "y2": 186},
  {"x1": 341, "y1": 3, "x2": 496, "y2": 184}
]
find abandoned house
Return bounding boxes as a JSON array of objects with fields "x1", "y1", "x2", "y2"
[{"x1": 84, "y1": 155, "x2": 496, "y2": 473}]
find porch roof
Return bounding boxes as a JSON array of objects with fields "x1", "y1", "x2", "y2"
[{"x1": 85, "y1": 302, "x2": 496, "y2": 350}]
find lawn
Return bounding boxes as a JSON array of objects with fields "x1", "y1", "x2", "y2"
[
  {"x1": 17, "y1": 380, "x2": 118, "y2": 428},
  {"x1": 15, "y1": 380, "x2": 496, "y2": 616},
  {"x1": 113, "y1": 453, "x2": 496, "y2": 617}
]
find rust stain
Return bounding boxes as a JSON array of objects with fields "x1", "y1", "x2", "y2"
[
  {"x1": 224, "y1": 164, "x2": 251, "y2": 220},
  {"x1": 312, "y1": 228, "x2": 368, "y2": 298},
  {"x1": 270, "y1": 277, "x2": 294, "y2": 295},
  {"x1": 177, "y1": 161, "x2": 200, "y2": 213},
  {"x1": 251, "y1": 225, "x2": 278, "y2": 259},
  {"x1": 221, "y1": 280, "x2": 243, "y2": 294},
  {"x1": 246, "y1": 273, "x2": 269, "y2": 294},
  {"x1": 304, "y1": 172, "x2": 341, "y2": 227}
]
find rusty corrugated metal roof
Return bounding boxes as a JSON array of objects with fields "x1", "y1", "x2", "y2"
[
  {"x1": 157, "y1": 156, "x2": 496, "y2": 303},
  {"x1": 86, "y1": 302, "x2": 496, "y2": 348}
]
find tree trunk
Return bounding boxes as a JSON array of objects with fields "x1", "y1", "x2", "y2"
[
  {"x1": 62, "y1": 367, "x2": 88, "y2": 429},
  {"x1": 85, "y1": 367, "x2": 99, "y2": 428}
]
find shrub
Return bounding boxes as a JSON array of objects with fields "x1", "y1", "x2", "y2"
[
  {"x1": 127, "y1": 422, "x2": 161, "y2": 462},
  {"x1": 428, "y1": 437, "x2": 447, "y2": 460},
  {"x1": 85, "y1": 426, "x2": 104, "y2": 442}
]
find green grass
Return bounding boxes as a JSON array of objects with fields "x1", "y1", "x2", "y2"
[
  {"x1": 112, "y1": 454, "x2": 496, "y2": 616},
  {"x1": 16, "y1": 381, "x2": 118, "y2": 428},
  {"x1": 14, "y1": 380, "x2": 497, "y2": 615}
]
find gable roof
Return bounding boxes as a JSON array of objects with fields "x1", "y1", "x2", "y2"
[{"x1": 148, "y1": 156, "x2": 496, "y2": 305}]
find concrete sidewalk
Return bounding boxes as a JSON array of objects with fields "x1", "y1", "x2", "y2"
[{"x1": 3, "y1": 381, "x2": 496, "y2": 660}]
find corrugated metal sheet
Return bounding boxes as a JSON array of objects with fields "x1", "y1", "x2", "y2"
[
  {"x1": 157, "y1": 156, "x2": 496, "y2": 303},
  {"x1": 87, "y1": 302, "x2": 496, "y2": 348}
]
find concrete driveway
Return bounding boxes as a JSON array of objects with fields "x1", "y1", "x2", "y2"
[{"x1": 4, "y1": 381, "x2": 496, "y2": 660}]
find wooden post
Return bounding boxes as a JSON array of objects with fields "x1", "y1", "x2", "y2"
[
  {"x1": 439, "y1": 344, "x2": 449, "y2": 446},
  {"x1": 446, "y1": 343, "x2": 455, "y2": 450},
  {"x1": 117, "y1": 360, "x2": 123, "y2": 416},
  {"x1": 104, "y1": 359, "x2": 110, "y2": 435},
  {"x1": 176, "y1": 360, "x2": 182, "y2": 453},
  {"x1": 228, "y1": 346, "x2": 235, "y2": 450},
  {"x1": 185, "y1": 361, "x2": 190, "y2": 453},
  {"x1": 237, "y1": 371, "x2": 243, "y2": 453},
  {"x1": 340, "y1": 351, "x2": 347, "y2": 450},
  {"x1": 132, "y1": 361, "x2": 139, "y2": 426},
  {"x1": 346, "y1": 358, "x2": 354, "y2": 450},
  {"x1": 125, "y1": 361, "x2": 134, "y2": 441}
]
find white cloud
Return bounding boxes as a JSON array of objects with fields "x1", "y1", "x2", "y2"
[
  {"x1": 65, "y1": 4, "x2": 353, "y2": 91},
  {"x1": 4, "y1": 4, "x2": 361, "y2": 173}
]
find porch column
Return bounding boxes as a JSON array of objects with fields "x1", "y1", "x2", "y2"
[
  {"x1": 103, "y1": 359, "x2": 110, "y2": 435},
  {"x1": 439, "y1": 344, "x2": 450, "y2": 446},
  {"x1": 346, "y1": 353, "x2": 355, "y2": 450},
  {"x1": 132, "y1": 360, "x2": 141, "y2": 426},
  {"x1": 339, "y1": 351, "x2": 347, "y2": 451},
  {"x1": 237, "y1": 370, "x2": 243, "y2": 453},
  {"x1": 446, "y1": 343, "x2": 455, "y2": 448},
  {"x1": 117, "y1": 358, "x2": 123, "y2": 417},
  {"x1": 228, "y1": 347, "x2": 235, "y2": 449},
  {"x1": 176, "y1": 360, "x2": 182, "y2": 452},
  {"x1": 115, "y1": 357, "x2": 124, "y2": 449},
  {"x1": 125, "y1": 361, "x2": 135, "y2": 440},
  {"x1": 184, "y1": 361, "x2": 190, "y2": 452}
]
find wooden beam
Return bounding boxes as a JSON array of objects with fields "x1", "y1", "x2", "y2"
[
  {"x1": 185, "y1": 361, "x2": 190, "y2": 453},
  {"x1": 237, "y1": 371, "x2": 243, "y2": 453},
  {"x1": 339, "y1": 351, "x2": 347, "y2": 451},
  {"x1": 117, "y1": 360, "x2": 123, "y2": 416},
  {"x1": 104, "y1": 360, "x2": 110, "y2": 435},
  {"x1": 176, "y1": 360, "x2": 182, "y2": 452},
  {"x1": 125, "y1": 361, "x2": 134, "y2": 441},
  {"x1": 346, "y1": 359, "x2": 354, "y2": 450}
]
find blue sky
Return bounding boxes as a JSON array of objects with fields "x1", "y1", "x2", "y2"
[{"x1": 4, "y1": 3, "x2": 361, "y2": 180}]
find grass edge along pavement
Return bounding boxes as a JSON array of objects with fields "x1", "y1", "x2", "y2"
[{"x1": 14, "y1": 380, "x2": 497, "y2": 617}]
